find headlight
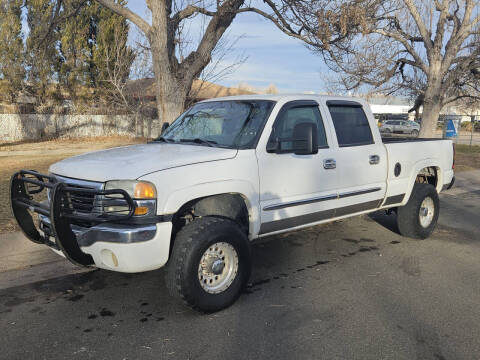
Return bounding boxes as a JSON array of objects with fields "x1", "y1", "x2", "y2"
[
  {"x1": 103, "y1": 180, "x2": 157, "y2": 217},
  {"x1": 104, "y1": 180, "x2": 156, "y2": 199}
]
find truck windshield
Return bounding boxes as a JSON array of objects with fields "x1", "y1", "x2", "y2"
[{"x1": 159, "y1": 100, "x2": 275, "y2": 149}]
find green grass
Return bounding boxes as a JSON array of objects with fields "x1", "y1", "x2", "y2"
[{"x1": 455, "y1": 144, "x2": 480, "y2": 154}]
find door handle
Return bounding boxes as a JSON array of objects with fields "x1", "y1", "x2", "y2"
[
  {"x1": 369, "y1": 155, "x2": 380, "y2": 165},
  {"x1": 323, "y1": 158, "x2": 336, "y2": 169}
]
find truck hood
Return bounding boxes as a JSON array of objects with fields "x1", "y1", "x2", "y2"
[{"x1": 49, "y1": 143, "x2": 238, "y2": 182}]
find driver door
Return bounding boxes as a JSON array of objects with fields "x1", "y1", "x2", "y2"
[{"x1": 256, "y1": 100, "x2": 338, "y2": 235}]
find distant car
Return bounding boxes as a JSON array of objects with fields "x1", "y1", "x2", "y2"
[{"x1": 380, "y1": 120, "x2": 420, "y2": 137}]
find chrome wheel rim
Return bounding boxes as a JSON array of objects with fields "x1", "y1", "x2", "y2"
[
  {"x1": 419, "y1": 197, "x2": 435, "y2": 228},
  {"x1": 198, "y1": 242, "x2": 238, "y2": 294}
]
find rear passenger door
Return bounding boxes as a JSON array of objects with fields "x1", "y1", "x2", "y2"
[{"x1": 324, "y1": 100, "x2": 387, "y2": 216}]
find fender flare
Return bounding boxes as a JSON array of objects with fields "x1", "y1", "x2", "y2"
[
  {"x1": 402, "y1": 159, "x2": 443, "y2": 205},
  {"x1": 162, "y1": 180, "x2": 260, "y2": 238}
]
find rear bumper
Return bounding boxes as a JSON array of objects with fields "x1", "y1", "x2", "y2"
[{"x1": 443, "y1": 175, "x2": 455, "y2": 191}]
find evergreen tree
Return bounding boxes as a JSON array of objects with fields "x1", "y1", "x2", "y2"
[
  {"x1": 0, "y1": 0, "x2": 25, "y2": 103},
  {"x1": 58, "y1": 0, "x2": 95, "y2": 104},
  {"x1": 25, "y1": 0, "x2": 61, "y2": 106},
  {"x1": 56, "y1": 0, "x2": 134, "y2": 108}
]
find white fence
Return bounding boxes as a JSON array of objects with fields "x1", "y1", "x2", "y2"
[{"x1": 0, "y1": 114, "x2": 160, "y2": 142}]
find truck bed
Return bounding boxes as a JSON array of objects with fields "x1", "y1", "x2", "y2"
[{"x1": 382, "y1": 136, "x2": 454, "y2": 199}]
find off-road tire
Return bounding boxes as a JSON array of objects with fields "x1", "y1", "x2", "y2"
[
  {"x1": 397, "y1": 183, "x2": 439, "y2": 239},
  {"x1": 166, "y1": 216, "x2": 251, "y2": 312}
]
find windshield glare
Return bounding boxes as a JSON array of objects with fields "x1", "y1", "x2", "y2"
[{"x1": 161, "y1": 100, "x2": 275, "y2": 148}]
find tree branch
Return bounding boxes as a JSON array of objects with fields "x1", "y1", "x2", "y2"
[
  {"x1": 403, "y1": 0, "x2": 433, "y2": 54},
  {"x1": 95, "y1": 0, "x2": 151, "y2": 35},
  {"x1": 373, "y1": 29, "x2": 428, "y2": 73},
  {"x1": 238, "y1": 7, "x2": 318, "y2": 47},
  {"x1": 173, "y1": 5, "x2": 216, "y2": 22},
  {"x1": 444, "y1": 94, "x2": 480, "y2": 105}
]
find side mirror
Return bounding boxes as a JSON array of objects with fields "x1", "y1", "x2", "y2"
[
  {"x1": 266, "y1": 122, "x2": 318, "y2": 155},
  {"x1": 161, "y1": 122, "x2": 169, "y2": 134},
  {"x1": 292, "y1": 122, "x2": 318, "y2": 155}
]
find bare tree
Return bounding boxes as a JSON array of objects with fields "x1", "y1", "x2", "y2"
[
  {"x1": 249, "y1": 0, "x2": 480, "y2": 137},
  {"x1": 187, "y1": 34, "x2": 248, "y2": 108},
  {"x1": 93, "y1": 0, "x2": 258, "y2": 125},
  {"x1": 97, "y1": 25, "x2": 135, "y2": 114}
]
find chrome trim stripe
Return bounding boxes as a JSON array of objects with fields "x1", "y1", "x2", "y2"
[
  {"x1": 338, "y1": 187, "x2": 382, "y2": 199},
  {"x1": 263, "y1": 187, "x2": 382, "y2": 211},
  {"x1": 259, "y1": 199, "x2": 382, "y2": 235},
  {"x1": 51, "y1": 174, "x2": 103, "y2": 189},
  {"x1": 263, "y1": 194, "x2": 337, "y2": 211},
  {"x1": 39, "y1": 215, "x2": 158, "y2": 247}
]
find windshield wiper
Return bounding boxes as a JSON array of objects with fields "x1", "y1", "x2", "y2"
[
  {"x1": 179, "y1": 138, "x2": 218, "y2": 147},
  {"x1": 152, "y1": 136, "x2": 175, "y2": 143}
]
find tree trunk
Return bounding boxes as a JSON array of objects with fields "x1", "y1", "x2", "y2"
[
  {"x1": 419, "y1": 99, "x2": 442, "y2": 138},
  {"x1": 155, "y1": 90, "x2": 186, "y2": 125},
  {"x1": 150, "y1": 41, "x2": 187, "y2": 125},
  {"x1": 419, "y1": 66, "x2": 443, "y2": 138},
  {"x1": 152, "y1": 72, "x2": 187, "y2": 125}
]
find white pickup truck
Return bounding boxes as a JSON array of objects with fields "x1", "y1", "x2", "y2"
[{"x1": 11, "y1": 95, "x2": 455, "y2": 312}]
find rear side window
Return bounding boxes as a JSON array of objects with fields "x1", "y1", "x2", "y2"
[
  {"x1": 272, "y1": 105, "x2": 328, "y2": 151},
  {"x1": 328, "y1": 105, "x2": 374, "y2": 147}
]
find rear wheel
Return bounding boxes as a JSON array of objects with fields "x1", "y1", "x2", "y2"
[
  {"x1": 397, "y1": 183, "x2": 439, "y2": 239},
  {"x1": 166, "y1": 217, "x2": 251, "y2": 312}
]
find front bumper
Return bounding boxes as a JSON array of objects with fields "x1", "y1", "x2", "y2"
[
  {"x1": 10, "y1": 170, "x2": 172, "y2": 273},
  {"x1": 81, "y1": 222, "x2": 172, "y2": 273},
  {"x1": 38, "y1": 215, "x2": 172, "y2": 272}
]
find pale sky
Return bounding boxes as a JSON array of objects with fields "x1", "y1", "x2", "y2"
[{"x1": 127, "y1": 2, "x2": 329, "y2": 93}]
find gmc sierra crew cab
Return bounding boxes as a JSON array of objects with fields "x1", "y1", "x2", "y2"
[{"x1": 10, "y1": 95, "x2": 455, "y2": 312}]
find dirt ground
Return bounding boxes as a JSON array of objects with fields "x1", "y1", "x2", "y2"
[
  {"x1": 0, "y1": 136, "x2": 146, "y2": 232},
  {"x1": 454, "y1": 144, "x2": 480, "y2": 172},
  {"x1": 0, "y1": 138, "x2": 478, "y2": 233}
]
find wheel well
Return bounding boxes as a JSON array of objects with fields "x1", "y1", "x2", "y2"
[
  {"x1": 415, "y1": 167, "x2": 438, "y2": 187},
  {"x1": 171, "y1": 194, "x2": 250, "y2": 241}
]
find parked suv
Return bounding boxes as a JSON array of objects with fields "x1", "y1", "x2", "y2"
[{"x1": 380, "y1": 120, "x2": 420, "y2": 137}]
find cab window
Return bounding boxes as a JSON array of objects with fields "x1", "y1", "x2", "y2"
[
  {"x1": 328, "y1": 105, "x2": 374, "y2": 147},
  {"x1": 271, "y1": 105, "x2": 328, "y2": 151}
]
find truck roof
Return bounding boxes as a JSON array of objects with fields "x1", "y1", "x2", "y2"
[{"x1": 199, "y1": 94, "x2": 368, "y2": 104}]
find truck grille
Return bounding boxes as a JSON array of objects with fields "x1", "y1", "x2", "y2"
[
  {"x1": 51, "y1": 175, "x2": 103, "y2": 215},
  {"x1": 70, "y1": 187, "x2": 97, "y2": 213}
]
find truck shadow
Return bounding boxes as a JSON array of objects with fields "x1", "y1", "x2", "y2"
[{"x1": 367, "y1": 210, "x2": 401, "y2": 235}]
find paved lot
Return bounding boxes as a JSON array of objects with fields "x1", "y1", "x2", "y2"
[{"x1": 1, "y1": 171, "x2": 479, "y2": 360}]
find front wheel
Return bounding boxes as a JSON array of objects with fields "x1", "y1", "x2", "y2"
[
  {"x1": 397, "y1": 183, "x2": 439, "y2": 239},
  {"x1": 166, "y1": 217, "x2": 251, "y2": 312},
  {"x1": 411, "y1": 129, "x2": 419, "y2": 137}
]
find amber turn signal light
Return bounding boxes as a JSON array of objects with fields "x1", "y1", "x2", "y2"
[
  {"x1": 134, "y1": 206, "x2": 149, "y2": 216},
  {"x1": 134, "y1": 182, "x2": 156, "y2": 199}
]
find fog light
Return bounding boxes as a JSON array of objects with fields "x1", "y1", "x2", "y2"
[
  {"x1": 134, "y1": 206, "x2": 149, "y2": 216},
  {"x1": 101, "y1": 249, "x2": 119, "y2": 268}
]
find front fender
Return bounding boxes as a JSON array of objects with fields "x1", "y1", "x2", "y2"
[{"x1": 162, "y1": 180, "x2": 260, "y2": 238}]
